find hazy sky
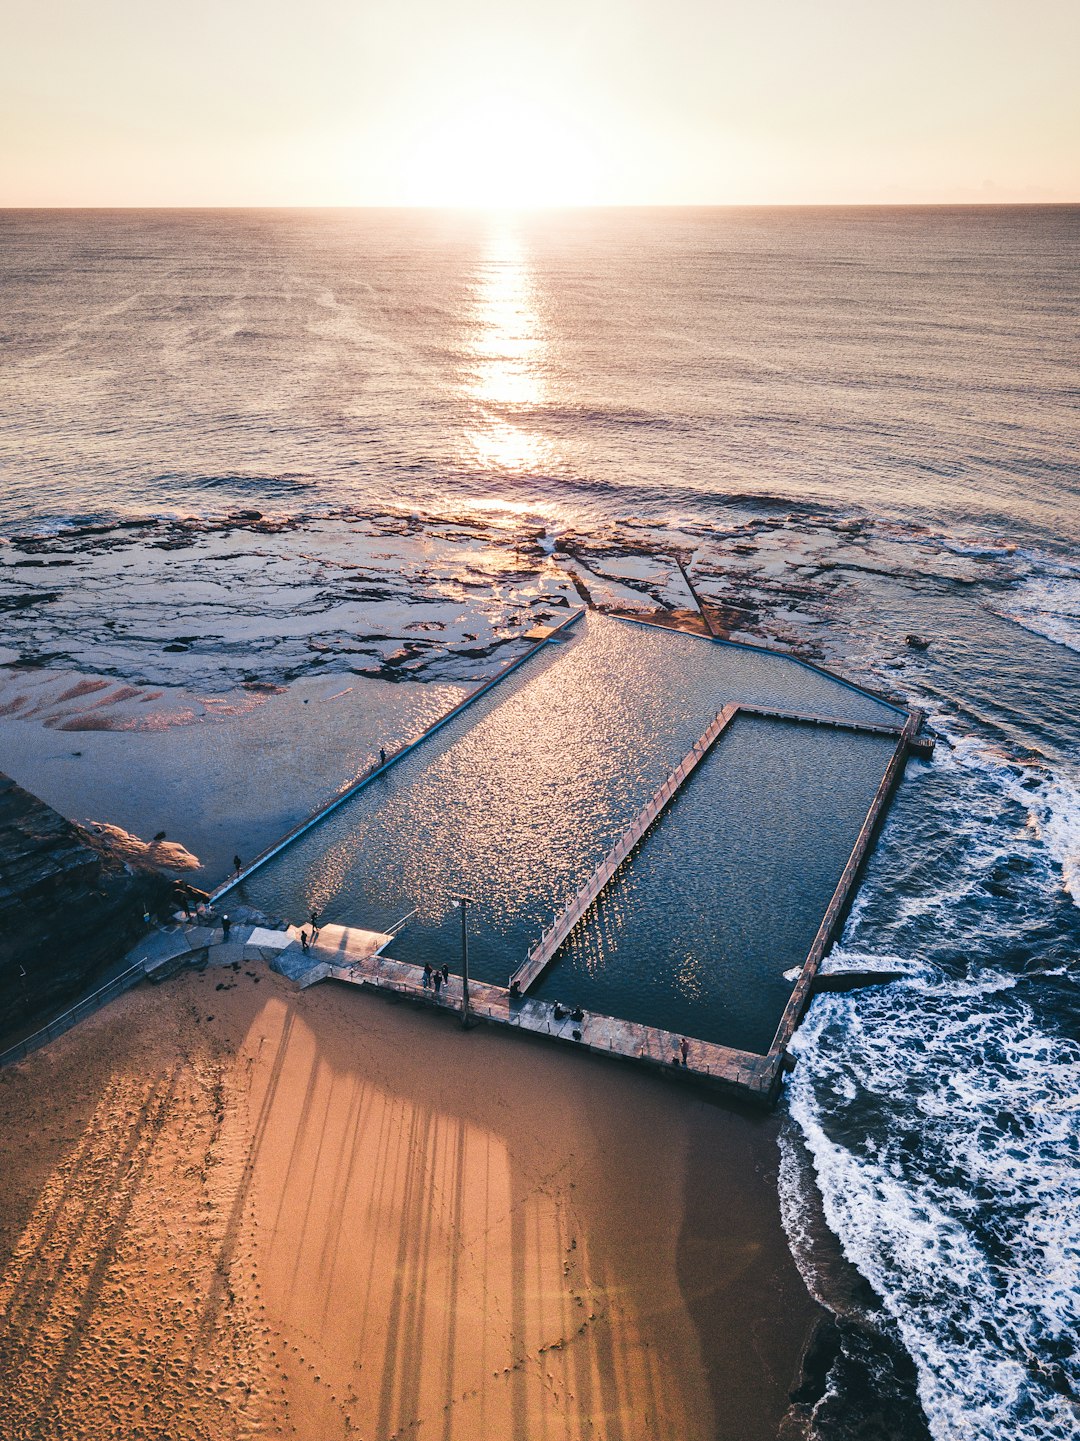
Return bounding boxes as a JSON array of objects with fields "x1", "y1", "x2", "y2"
[{"x1": 2, "y1": 0, "x2": 1078, "y2": 206}]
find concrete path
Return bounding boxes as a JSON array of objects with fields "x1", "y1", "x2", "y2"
[{"x1": 295, "y1": 924, "x2": 772, "y2": 1097}]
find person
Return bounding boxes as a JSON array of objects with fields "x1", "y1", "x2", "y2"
[
  {"x1": 441, "y1": 964, "x2": 449, "y2": 985},
  {"x1": 680, "y1": 1037, "x2": 689, "y2": 1066},
  {"x1": 233, "y1": 854, "x2": 242, "y2": 878},
  {"x1": 433, "y1": 969, "x2": 442, "y2": 997},
  {"x1": 222, "y1": 915, "x2": 231, "y2": 941},
  {"x1": 300, "y1": 930, "x2": 309, "y2": 953},
  {"x1": 423, "y1": 963, "x2": 432, "y2": 989},
  {"x1": 379, "y1": 747, "x2": 386, "y2": 766},
  {"x1": 309, "y1": 909, "x2": 320, "y2": 939}
]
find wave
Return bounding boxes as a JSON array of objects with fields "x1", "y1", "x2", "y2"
[
  {"x1": 165, "y1": 471, "x2": 320, "y2": 496},
  {"x1": 988, "y1": 577, "x2": 1080, "y2": 656},
  {"x1": 783, "y1": 681, "x2": 1080, "y2": 1439},
  {"x1": 939, "y1": 729, "x2": 1080, "y2": 911},
  {"x1": 787, "y1": 974, "x2": 1080, "y2": 1441},
  {"x1": 1033, "y1": 778, "x2": 1080, "y2": 905}
]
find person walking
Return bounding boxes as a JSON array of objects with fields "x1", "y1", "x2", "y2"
[
  {"x1": 233, "y1": 854, "x2": 242, "y2": 878},
  {"x1": 309, "y1": 909, "x2": 320, "y2": 939},
  {"x1": 379, "y1": 748, "x2": 386, "y2": 766},
  {"x1": 423, "y1": 963, "x2": 432, "y2": 989},
  {"x1": 680, "y1": 1037, "x2": 689, "y2": 1066},
  {"x1": 300, "y1": 930, "x2": 310, "y2": 954},
  {"x1": 433, "y1": 969, "x2": 443, "y2": 998},
  {"x1": 441, "y1": 964, "x2": 449, "y2": 985},
  {"x1": 222, "y1": 915, "x2": 231, "y2": 941}
]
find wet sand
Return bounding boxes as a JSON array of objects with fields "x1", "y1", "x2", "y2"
[{"x1": 0, "y1": 967, "x2": 819, "y2": 1440}]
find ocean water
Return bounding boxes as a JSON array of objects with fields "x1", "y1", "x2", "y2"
[{"x1": 2, "y1": 206, "x2": 1079, "y2": 1439}]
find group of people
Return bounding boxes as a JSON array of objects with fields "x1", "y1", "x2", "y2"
[
  {"x1": 423, "y1": 963, "x2": 451, "y2": 996},
  {"x1": 299, "y1": 909, "x2": 321, "y2": 953}
]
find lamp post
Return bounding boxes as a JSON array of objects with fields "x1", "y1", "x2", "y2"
[{"x1": 453, "y1": 895, "x2": 475, "y2": 1028}]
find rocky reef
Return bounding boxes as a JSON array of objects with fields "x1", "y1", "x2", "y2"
[{"x1": 0, "y1": 773, "x2": 190, "y2": 1035}]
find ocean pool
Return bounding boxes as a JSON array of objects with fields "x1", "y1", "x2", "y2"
[{"x1": 240, "y1": 614, "x2": 902, "y2": 1050}]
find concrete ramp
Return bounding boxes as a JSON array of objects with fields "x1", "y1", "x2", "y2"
[{"x1": 311, "y1": 924, "x2": 395, "y2": 966}]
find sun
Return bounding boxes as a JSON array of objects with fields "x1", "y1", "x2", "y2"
[{"x1": 403, "y1": 95, "x2": 600, "y2": 208}]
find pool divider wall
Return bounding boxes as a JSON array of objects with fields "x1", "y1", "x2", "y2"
[
  {"x1": 673, "y1": 555, "x2": 720, "y2": 637},
  {"x1": 510, "y1": 701, "x2": 743, "y2": 993},
  {"x1": 209, "y1": 607, "x2": 585, "y2": 903}
]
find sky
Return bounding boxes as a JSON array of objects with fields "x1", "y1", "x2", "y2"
[{"x1": 2, "y1": 0, "x2": 1078, "y2": 206}]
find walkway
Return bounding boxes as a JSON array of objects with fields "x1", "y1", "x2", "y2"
[
  {"x1": 295, "y1": 926, "x2": 772, "y2": 1096},
  {"x1": 510, "y1": 703, "x2": 741, "y2": 994},
  {"x1": 761, "y1": 709, "x2": 923, "y2": 1092}
]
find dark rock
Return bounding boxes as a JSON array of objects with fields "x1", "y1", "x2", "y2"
[
  {"x1": 0, "y1": 592, "x2": 61, "y2": 612},
  {"x1": 904, "y1": 634, "x2": 931, "y2": 650},
  {"x1": 0, "y1": 772, "x2": 179, "y2": 1035},
  {"x1": 814, "y1": 969, "x2": 908, "y2": 993}
]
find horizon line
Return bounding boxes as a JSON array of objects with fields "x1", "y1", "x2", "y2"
[{"x1": 2, "y1": 199, "x2": 1078, "y2": 212}]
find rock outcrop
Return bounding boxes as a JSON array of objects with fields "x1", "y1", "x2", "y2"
[{"x1": 0, "y1": 773, "x2": 189, "y2": 1034}]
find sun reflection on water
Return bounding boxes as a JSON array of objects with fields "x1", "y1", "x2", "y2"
[{"x1": 464, "y1": 221, "x2": 551, "y2": 473}]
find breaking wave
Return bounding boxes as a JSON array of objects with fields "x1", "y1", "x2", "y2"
[
  {"x1": 990, "y1": 576, "x2": 1080, "y2": 656},
  {"x1": 781, "y1": 705, "x2": 1080, "y2": 1440}
]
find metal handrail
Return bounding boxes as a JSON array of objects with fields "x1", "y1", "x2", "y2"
[{"x1": 0, "y1": 962, "x2": 147, "y2": 1068}]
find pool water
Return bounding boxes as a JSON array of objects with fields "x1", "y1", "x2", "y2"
[
  {"x1": 240, "y1": 615, "x2": 903, "y2": 1050},
  {"x1": 532, "y1": 716, "x2": 898, "y2": 1053}
]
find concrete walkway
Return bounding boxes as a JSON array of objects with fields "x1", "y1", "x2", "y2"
[{"x1": 291, "y1": 922, "x2": 774, "y2": 1098}]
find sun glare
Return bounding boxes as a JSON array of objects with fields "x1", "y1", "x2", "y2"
[
  {"x1": 404, "y1": 97, "x2": 599, "y2": 209},
  {"x1": 464, "y1": 221, "x2": 551, "y2": 473}
]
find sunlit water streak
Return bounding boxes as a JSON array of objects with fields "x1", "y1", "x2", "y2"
[{"x1": 463, "y1": 223, "x2": 552, "y2": 476}]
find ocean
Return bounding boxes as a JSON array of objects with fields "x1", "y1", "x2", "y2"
[{"x1": 2, "y1": 205, "x2": 1079, "y2": 1439}]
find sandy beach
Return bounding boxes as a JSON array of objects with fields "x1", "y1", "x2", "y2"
[{"x1": 0, "y1": 964, "x2": 819, "y2": 1440}]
